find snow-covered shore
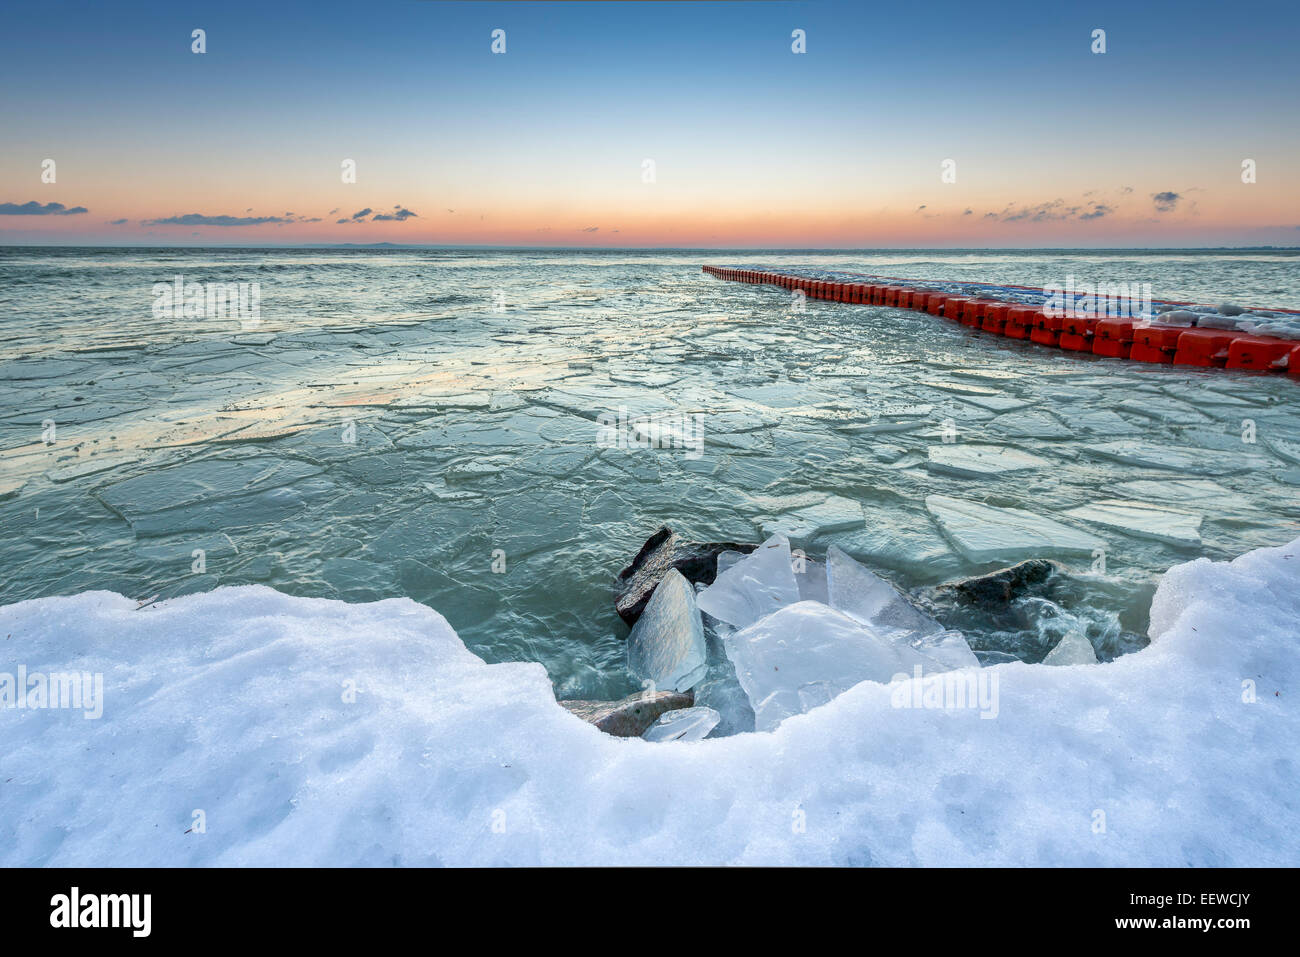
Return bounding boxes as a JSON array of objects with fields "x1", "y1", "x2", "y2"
[{"x1": 2, "y1": 536, "x2": 1297, "y2": 867}]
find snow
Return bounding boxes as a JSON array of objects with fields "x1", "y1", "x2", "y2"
[
  {"x1": 2, "y1": 534, "x2": 1299, "y2": 866},
  {"x1": 926, "y1": 495, "x2": 1107, "y2": 563}
]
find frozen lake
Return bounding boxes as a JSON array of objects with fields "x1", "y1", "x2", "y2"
[{"x1": 2, "y1": 247, "x2": 1298, "y2": 700}]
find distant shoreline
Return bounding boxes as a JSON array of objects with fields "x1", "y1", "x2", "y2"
[{"x1": 2, "y1": 244, "x2": 1298, "y2": 253}]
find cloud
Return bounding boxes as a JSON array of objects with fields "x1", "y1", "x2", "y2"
[
  {"x1": 108, "y1": 218, "x2": 128, "y2": 225},
  {"x1": 578, "y1": 226, "x2": 600, "y2": 232},
  {"x1": 371, "y1": 206, "x2": 417, "y2": 221},
  {"x1": 142, "y1": 213, "x2": 294, "y2": 226},
  {"x1": 1152, "y1": 191, "x2": 1181, "y2": 213},
  {"x1": 0, "y1": 200, "x2": 88, "y2": 216},
  {"x1": 985, "y1": 198, "x2": 1112, "y2": 223},
  {"x1": 962, "y1": 208, "x2": 973, "y2": 216}
]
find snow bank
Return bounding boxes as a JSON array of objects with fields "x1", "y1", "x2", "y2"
[{"x1": 3, "y1": 536, "x2": 1299, "y2": 866}]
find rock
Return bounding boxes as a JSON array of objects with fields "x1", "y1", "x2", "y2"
[
  {"x1": 559, "y1": 690, "x2": 695, "y2": 737},
  {"x1": 930, "y1": 559, "x2": 1061, "y2": 607},
  {"x1": 615, "y1": 526, "x2": 756, "y2": 625},
  {"x1": 626, "y1": 568, "x2": 708, "y2": 693}
]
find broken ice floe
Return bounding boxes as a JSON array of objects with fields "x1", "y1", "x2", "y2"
[
  {"x1": 926, "y1": 495, "x2": 1106, "y2": 563},
  {"x1": 1064, "y1": 499, "x2": 1202, "y2": 547}
]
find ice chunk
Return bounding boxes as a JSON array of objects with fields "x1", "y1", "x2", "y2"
[
  {"x1": 926, "y1": 444, "x2": 1050, "y2": 478},
  {"x1": 724, "y1": 601, "x2": 936, "y2": 731},
  {"x1": 642, "y1": 707, "x2": 721, "y2": 743},
  {"x1": 1042, "y1": 631, "x2": 1098, "y2": 666},
  {"x1": 911, "y1": 629, "x2": 980, "y2": 670},
  {"x1": 794, "y1": 557, "x2": 828, "y2": 603},
  {"x1": 825, "y1": 545, "x2": 941, "y2": 639},
  {"x1": 926, "y1": 495, "x2": 1107, "y2": 563},
  {"x1": 626, "y1": 569, "x2": 707, "y2": 693},
  {"x1": 1064, "y1": 500, "x2": 1202, "y2": 547},
  {"x1": 1112, "y1": 478, "x2": 1247, "y2": 508},
  {"x1": 697, "y1": 533, "x2": 800, "y2": 629},
  {"x1": 692, "y1": 664, "x2": 755, "y2": 736},
  {"x1": 1083, "y1": 440, "x2": 1270, "y2": 475},
  {"x1": 715, "y1": 549, "x2": 748, "y2": 576},
  {"x1": 753, "y1": 494, "x2": 865, "y2": 547}
]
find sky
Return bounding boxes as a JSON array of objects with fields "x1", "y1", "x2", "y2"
[{"x1": 1, "y1": 0, "x2": 1298, "y2": 247}]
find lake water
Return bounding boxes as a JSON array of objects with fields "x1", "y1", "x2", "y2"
[{"x1": 2, "y1": 247, "x2": 1298, "y2": 701}]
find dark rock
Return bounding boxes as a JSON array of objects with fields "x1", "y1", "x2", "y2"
[
  {"x1": 615, "y1": 526, "x2": 756, "y2": 625},
  {"x1": 930, "y1": 559, "x2": 1060, "y2": 607},
  {"x1": 559, "y1": 690, "x2": 695, "y2": 737}
]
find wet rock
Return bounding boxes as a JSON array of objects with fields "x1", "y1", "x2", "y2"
[
  {"x1": 615, "y1": 526, "x2": 756, "y2": 625},
  {"x1": 930, "y1": 559, "x2": 1061, "y2": 607},
  {"x1": 559, "y1": 690, "x2": 695, "y2": 737}
]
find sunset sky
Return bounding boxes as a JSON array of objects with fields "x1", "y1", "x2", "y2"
[{"x1": 2, "y1": 0, "x2": 1297, "y2": 247}]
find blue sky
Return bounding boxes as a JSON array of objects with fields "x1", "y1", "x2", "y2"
[{"x1": 2, "y1": 0, "x2": 1297, "y2": 245}]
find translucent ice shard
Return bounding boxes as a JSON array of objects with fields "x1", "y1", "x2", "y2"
[
  {"x1": 626, "y1": 569, "x2": 707, "y2": 693},
  {"x1": 1042, "y1": 631, "x2": 1098, "y2": 666},
  {"x1": 641, "y1": 707, "x2": 721, "y2": 742},
  {"x1": 697, "y1": 533, "x2": 801, "y2": 629},
  {"x1": 723, "y1": 601, "x2": 935, "y2": 731},
  {"x1": 926, "y1": 495, "x2": 1107, "y2": 563},
  {"x1": 794, "y1": 557, "x2": 828, "y2": 604},
  {"x1": 825, "y1": 544, "x2": 942, "y2": 640}
]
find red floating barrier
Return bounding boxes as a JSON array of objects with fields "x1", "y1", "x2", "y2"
[
  {"x1": 849, "y1": 283, "x2": 869, "y2": 304},
  {"x1": 980, "y1": 303, "x2": 1012, "y2": 334},
  {"x1": 1004, "y1": 306, "x2": 1037, "y2": 339},
  {"x1": 1173, "y1": 328, "x2": 1241, "y2": 367},
  {"x1": 1226, "y1": 335, "x2": 1294, "y2": 371},
  {"x1": 1060, "y1": 315, "x2": 1102, "y2": 352},
  {"x1": 1092, "y1": 318, "x2": 1137, "y2": 358},
  {"x1": 1130, "y1": 324, "x2": 1184, "y2": 363},
  {"x1": 940, "y1": 297, "x2": 970, "y2": 322},
  {"x1": 882, "y1": 286, "x2": 901, "y2": 307},
  {"x1": 961, "y1": 299, "x2": 996, "y2": 328},
  {"x1": 926, "y1": 293, "x2": 948, "y2": 316},
  {"x1": 1290, "y1": 345, "x2": 1300, "y2": 378},
  {"x1": 911, "y1": 291, "x2": 931, "y2": 312},
  {"x1": 897, "y1": 289, "x2": 914, "y2": 309}
]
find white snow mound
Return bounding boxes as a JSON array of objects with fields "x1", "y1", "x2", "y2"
[{"x1": 2, "y1": 535, "x2": 1299, "y2": 866}]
